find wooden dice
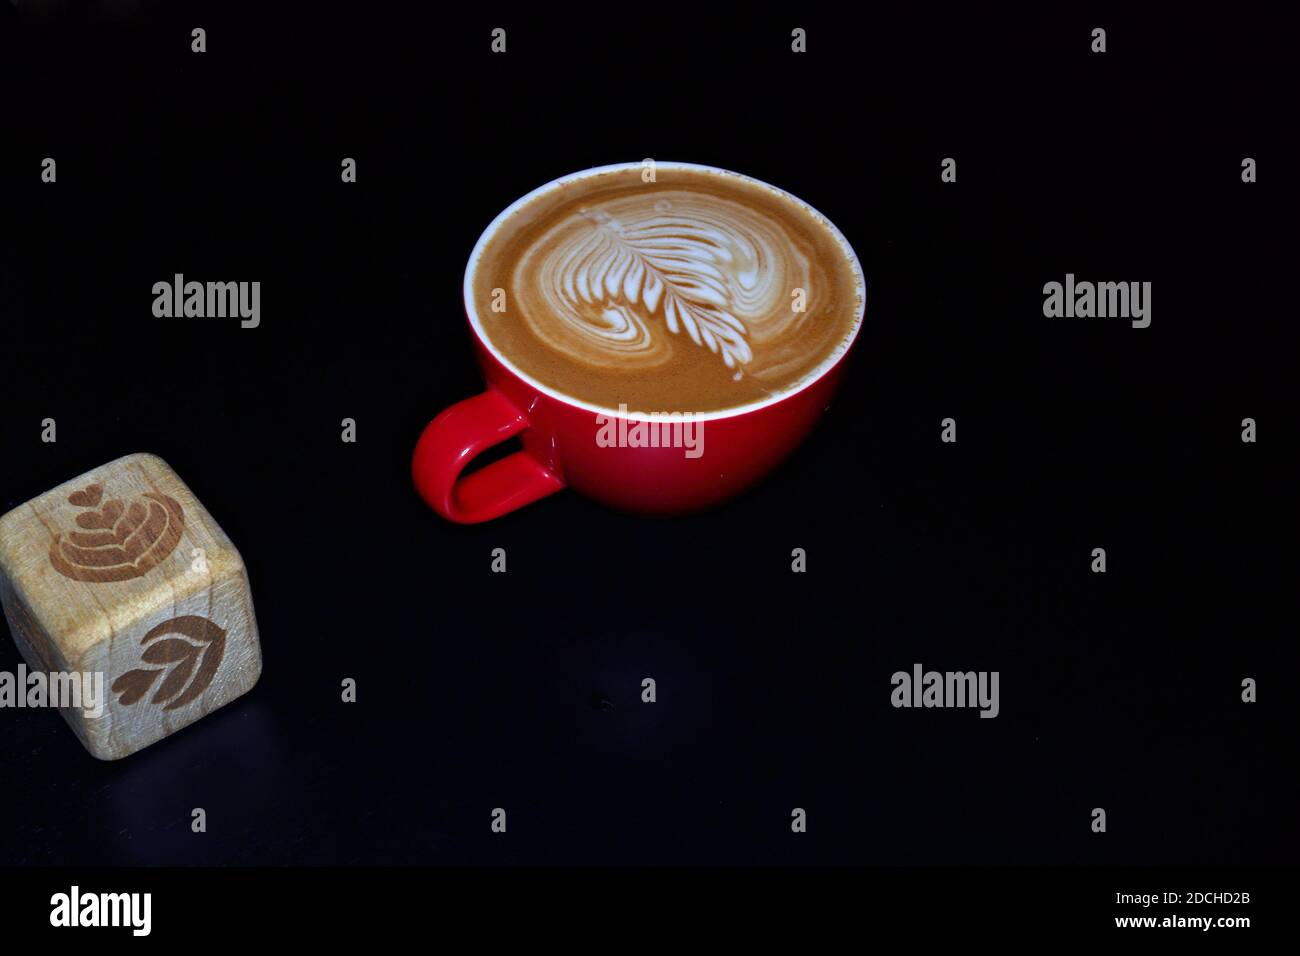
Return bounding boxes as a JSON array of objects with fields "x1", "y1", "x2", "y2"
[{"x1": 0, "y1": 453, "x2": 262, "y2": 759}]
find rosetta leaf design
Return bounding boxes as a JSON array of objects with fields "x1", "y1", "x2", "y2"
[
  {"x1": 111, "y1": 668, "x2": 161, "y2": 706},
  {"x1": 151, "y1": 657, "x2": 197, "y2": 705},
  {"x1": 67, "y1": 484, "x2": 103, "y2": 507},
  {"x1": 111, "y1": 616, "x2": 227, "y2": 711},
  {"x1": 142, "y1": 639, "x2": 198, "y2": 664},
  {"x1": 572, "y1": 212, "x2": 754, "y2": 369}
]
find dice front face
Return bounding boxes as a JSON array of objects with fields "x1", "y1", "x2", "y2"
[{"x1": 0, "y1": 453, "x2": 262, "y2": 760}]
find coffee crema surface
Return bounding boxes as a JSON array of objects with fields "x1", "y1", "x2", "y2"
[{"x1": 472, "y1": 167, "x2": 863, "y2": 413}]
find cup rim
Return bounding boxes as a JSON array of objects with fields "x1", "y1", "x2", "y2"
[{"x1": 462, "y1": 161, "x2": 866, "y2": 423}]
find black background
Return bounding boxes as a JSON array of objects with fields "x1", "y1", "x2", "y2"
[{"x1": 0, "y1": 2, "x2": 1295, "y2": 873}]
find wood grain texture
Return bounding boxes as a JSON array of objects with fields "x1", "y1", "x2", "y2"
[{"x1": 0, "y1": 453, "x2": 262, "y2": 759}]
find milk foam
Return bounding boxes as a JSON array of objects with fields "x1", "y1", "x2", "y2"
[{"x1": 511, "y1": 191, "x2": 815, "y2": 380}]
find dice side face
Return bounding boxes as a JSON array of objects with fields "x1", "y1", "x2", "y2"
[
  {"x1": 0, "y1": 453, "x2": 263, "y2": 760},
  {"x1": 82, "y1": 553, "x2": 262, "y2": 759}
]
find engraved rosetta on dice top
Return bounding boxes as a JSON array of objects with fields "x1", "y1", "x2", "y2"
[{"x1": 48, "y1": 483, "x2": 185, "y2": 583}]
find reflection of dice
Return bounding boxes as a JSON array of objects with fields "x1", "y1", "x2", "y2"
[{"x1": 0, "y1": 453, "x2": 262, "y2": 759}]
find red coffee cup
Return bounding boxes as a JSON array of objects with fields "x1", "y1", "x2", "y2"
[{"x1": 412, "y1": 162, "x2": 865, "y2": 523}]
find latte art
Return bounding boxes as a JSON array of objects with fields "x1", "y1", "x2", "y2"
[
  {"x1": 473, "y1": 166, "x2": 862, "y2": 413},
  {"x1": 516, "y1": 193, "x2": 812, "y2": 378}
]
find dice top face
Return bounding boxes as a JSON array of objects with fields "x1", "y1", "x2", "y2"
[{"x1": 0, "y1": 453, "x2": 262, "y2": 760}]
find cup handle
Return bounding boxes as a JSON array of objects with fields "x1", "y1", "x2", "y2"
[{"x1": 412, "y1": 389, "x2": 565, "y2": 523}]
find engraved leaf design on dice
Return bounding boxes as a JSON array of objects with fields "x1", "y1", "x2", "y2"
[
  {"x1": 111, "y1": 615, "x2": 227, "y2": 711},
  {"x1": 49, "y1": 483, "x2": 185, "y2": 583},
  {"x1": 561, "y1": 209, "x2": 754, "y2": 369}
]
